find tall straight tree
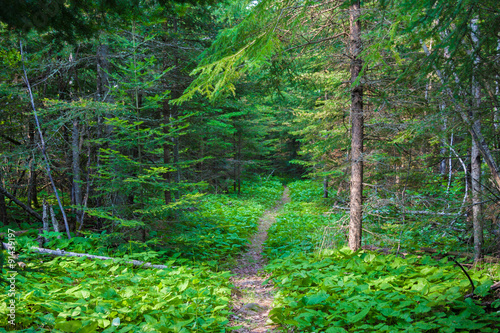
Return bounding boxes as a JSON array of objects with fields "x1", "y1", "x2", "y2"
[{"x1": 348, "y1": 0, "x2": 363, "y2": 251}]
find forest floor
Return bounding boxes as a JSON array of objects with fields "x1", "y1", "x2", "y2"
[{"x1": 229, "y1": 186, "x2": 290, "y2": 333}]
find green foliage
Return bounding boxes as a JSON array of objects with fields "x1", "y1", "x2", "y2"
[
  {"x1": 161, "y1": 178, "x2": 283, "y2": 264},
  {"x1": 0, "y1": 255, "x2": 232, "y2": 332},
  {"x1": 264, "y1": 180, "x2": 347, "y2": 260},
  {"x1": 266, "y1": 250, "x2": 500, "y2": 332}
]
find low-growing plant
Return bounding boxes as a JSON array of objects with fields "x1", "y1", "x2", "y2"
[
  {"x1": 266, "y1": 249, "x2": 500, "y2": 332},
  {"x1": 0, "y1": 256, "x2": 232, "y2": 332}
]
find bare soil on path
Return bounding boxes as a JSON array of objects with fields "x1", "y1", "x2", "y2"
[{"x1": 229, "y1": 186, "x2": 290, "y2": 333}]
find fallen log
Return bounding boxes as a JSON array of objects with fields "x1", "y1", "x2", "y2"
[{"x1": 2, "y1": 243, "x2": 170, "y2": 270}]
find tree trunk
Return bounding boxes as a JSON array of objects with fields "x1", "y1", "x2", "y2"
[
  {"x1": 348, "y1": 0, "x2": 363, "y2": 251},
  {"x1": 323, "y1": 176, "x2": 329, "y2": 198},
  {"x1": 471, "y1": 19, "x2": 483, "y2": 261},
  {"x1": 27, "y1": 121, "x2": 39, "y2": 208},
  {"x1": 471, "y1": 127, "x2": 483, "y2": 260},
  {"x1": 162, "y1": 102, "x2": 172, "y2": 205},
  {"x1": 439, "y1": 118, "x2": 447, "y2": 175},
  {"x1": 72, "y1": 119, "x2": 83, "y2": 228},
  {"x1": 0, "y1": 173, "x2": 7, "y2": 225}
]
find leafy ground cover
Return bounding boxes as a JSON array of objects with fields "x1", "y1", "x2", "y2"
[
  {"x1": 266, "y1": 250, "x2": 500, "y2": 332},
  {"x1": 0, "y1": 256, "x2": 232, "y2": 332},
  {"x1": 264, "y1": 180, "x2": 500, "y2": 332},
  {"x1": 264, "y1": 180, "x2": 345, "y2": 260},
  {"x1": 0, "y1": 178, "x2": 283, "y2": 332}
]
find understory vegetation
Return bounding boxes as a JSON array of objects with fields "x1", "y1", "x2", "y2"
[
  {"x1": 0, "y1": 179, "x2": 282, "y2": 332},
  {"x1": 264, "y1": 181, "x2": 500, "y2": 332},
  {"x1": 2, "y1": 179, "x2": 499, "y2": 332}
]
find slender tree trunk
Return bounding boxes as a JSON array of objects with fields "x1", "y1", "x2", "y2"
[
  {"x1": 494, "y1": 40, "x2": 500, "y2": 133},
  {"x1": 471, "y1": 127, "x2": 483, "y2": 260},
  {"x1": 439, "y1": 117, "x2": 447, "y2": 175},
  {"x1": 95, "y1": 40, "x2": 109, "y2": 215},
  {"x1": 471, "y1": 19, "x2": 483, "y2": 261},
  {"x1": 323, "y1": 176, "x2": 329, "y2": 198},
  {"x1": 20, "y1": 41, "x2": 71, "y2": 239},
  {"x1": 162, "y1": 102, "x2": 172, "y2": 205},
  {"x1": 27, "y1": 121, "x2": 39, "y2": 208},
  {"x1": 348, "y1": 0, "x2": 363, "y2": 251},
  {"x1": 0, "y1": 173, "x2": 7, "y2": 225},
  {"x1": 72, "y1": 119, "x2": 83, "y2": 228}
]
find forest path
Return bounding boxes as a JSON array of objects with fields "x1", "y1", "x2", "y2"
[{"x1": 229, "y1": 186, "x2": 290, "y2": 333}]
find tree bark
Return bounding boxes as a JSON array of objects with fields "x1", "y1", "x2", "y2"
[
  {"x1": 72, "y1": 119, "x2": 83, "y2": 228},
  {"x1": 348, "y1": 0, "x2": 363, "y2": 251},
  {"x1": 470, "y1": 19, "x2": 483, "y2": 261},
  {"x1": 0, "y1": 173, "x2": 7, "y2": 225}
]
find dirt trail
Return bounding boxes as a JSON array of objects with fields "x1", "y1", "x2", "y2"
[{"x1": 229, "y1": 186, "x2": 290, "y2": 333}]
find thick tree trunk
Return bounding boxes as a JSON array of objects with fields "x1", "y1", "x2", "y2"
[{"x1": 348, "y1": 0, "x2": 363, "y2": 251}]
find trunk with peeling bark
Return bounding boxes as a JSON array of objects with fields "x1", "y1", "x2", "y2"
[{"x1": 348, "y1": 0, "x2": 363, "y2": 251}]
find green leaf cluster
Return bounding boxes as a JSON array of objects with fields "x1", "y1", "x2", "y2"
[{"x1": 266, "y1": 250, "x2": 500, "y2": 332}]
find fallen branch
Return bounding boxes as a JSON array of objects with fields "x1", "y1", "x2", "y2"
[
  {"x1": 326, "y1": 206, "x2": 465, "y2": 217},
  {"x1": 2, "y1": 243, "x2": 170, "y2": 270},
  {"x1": 406, "y1": 210, "x2": 466, "y2": 217},
  {"x1": 0, "y1": 185, "x2": 42, "y2": 221},
  {"x1": 362, "y1": 245, "x2": 500, "y2": 264}
]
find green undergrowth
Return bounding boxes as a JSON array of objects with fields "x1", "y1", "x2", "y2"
[
  {"x1": 0, "y1": 178, "x2": 284, "y2": 332},
  {"x1": 264, "y1": 180, "x2": 346, "y2": 259},
  {"x1": 263, "y1": 180, "x2": 500, "y2": 332},
  {"x1": 0, "y1": 255, "x2": 232, "y2": 332},
  {"x1": 162, "y1": 178, "x2": 283, "y2": 264},
  {"x1": 266, "y1": 250, "x2": 500, "y2": 332}
]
